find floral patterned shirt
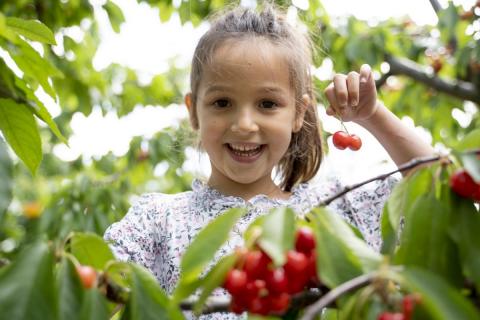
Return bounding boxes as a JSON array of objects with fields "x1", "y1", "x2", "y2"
[{"x1": 104, "y1": 176, "x2": 397, "y2": 319}]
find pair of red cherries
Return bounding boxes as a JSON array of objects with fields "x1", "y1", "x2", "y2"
[{"x1": 332, "y1": 131, "x2": 362, "y2": 151}]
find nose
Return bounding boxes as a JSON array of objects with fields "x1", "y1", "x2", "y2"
[{"x1": 231, "y1": 107, "x2": 259, "y2": 133}]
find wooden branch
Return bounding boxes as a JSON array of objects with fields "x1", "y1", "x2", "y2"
[
  {"x1": 300, "y1": 272, "x2": 377, "y2": 320},
  {"x1": 428, "y1": 0, "x2": 442, "y2": 14},
  {"x1": 385, "y1": 55, "x2": 480, "y2": 104}
]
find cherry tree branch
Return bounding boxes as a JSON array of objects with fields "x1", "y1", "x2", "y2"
[
  {"x1": 300, "y1": 272, "x2": 378, "y2": 320},
  {"x1": 384, "y1": 55, "x2": 480, "y2": 104},
  {"x1": 318, "y1": 149, "x2": 479, "y2": 207},
  {"x1": 428, "y1": 0, "x2": 442, "y2": 14}
]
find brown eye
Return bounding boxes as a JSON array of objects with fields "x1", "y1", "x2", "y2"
[
  {"x1": 214, "y1": 99, "x2": 230, "y2": 108},
  {"x1": 260, "y1": 100, "x2": 277, "y2": 109}
]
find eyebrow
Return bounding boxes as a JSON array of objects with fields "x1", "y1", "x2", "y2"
[{"x1": 204, "y1": 84, "x2": 286, "y2": 95}]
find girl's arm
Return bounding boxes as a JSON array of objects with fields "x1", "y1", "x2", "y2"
[{"x1": 324, "y1": 64, "x2": 435, "y2": 172}]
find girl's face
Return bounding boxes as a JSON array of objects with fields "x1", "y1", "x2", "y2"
[{"x1": 186, "y1": 39, "x2": 307, "y2": 199}]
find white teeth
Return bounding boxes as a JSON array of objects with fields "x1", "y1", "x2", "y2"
[{"x1": 228, "y1": 144, "x2": 260, "y2": 152}]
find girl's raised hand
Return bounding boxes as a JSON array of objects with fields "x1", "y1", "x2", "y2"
[{"x1": 324, "y1": 64, "x2": 379, "y2": 123}]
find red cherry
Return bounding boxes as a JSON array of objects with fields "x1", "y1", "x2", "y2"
[
  {"x1": 450, "y1": 169, "x2": 478, "y2": 198},
  {"x1": 348, "y1": 134, "x2": 362, "y2": 151},
  {"x1": 265, "y1": 267, "x2": 289, "y2": 294},
  {"x1": 245, "y1": 279, "x2": 267, "y2": 299},
  {"x1": 76, "y1": 265, "x2": 97, "y2": 289},
  {"x1": 248, "y1": 296, "x2": 270, "y2": 315},
  {"x1": 332, "y1": 131, "x2": 350, "y2": 150},
  {"x1": 472, "y1": 185, "x2": 480, "y2": 201},
  {"x1": 295, "y1": 227, "x2": 316, "y2": 254},
  {"x1": 402, "y1": 294, "x2": 421, "y2": 320},
  {"x1": 306, "y1": 251, "x2": 320, "y2": 286},
  {"x1": 377, "y1": 312, "x2": 405, "y2": 320},
  {"x1": 223, "y1": 269, "x2": 248, "y2": 295},
  {"x1": 243, "y1": 250, "x2": 271, "y2": 280},
  {"x1": 230, "y1": 297, "x2": 246, "y2": 314},
  {"x1": 284, "y1": 251, "x2": 309, "y2": 293},
  {"x1": 268, "y1": 292, "x2": 291, "y2": 315}
]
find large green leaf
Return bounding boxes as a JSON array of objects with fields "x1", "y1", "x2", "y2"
[
  {"x1": 394, "y1": 194, "x2": 462, "y2": 286},
  {"x1": 78, "y1": 289, "x2": 109, "y2": 320},
  {"x1": 121, "y1": 264, "x2": 184, "y2": 320},
  {"x1": 447, "y1": 198, "x2": 480, "y2": 291},
  {"x1": 5, "y1": 17, "x2": 56, "y2": 45},
  {"x1": 310, "y1": 207, "x2": 381, "y2": 288},
  {"x1": 455, "y1": 128, "x2": 480, "y2": 152},
  {"x1": 0, "y1": 241, "x2": 57, "y2": 320},
  {"x1": 56, "y1": 257, "x2": 84, "y2": 320},
  {"x1": 69, "y1": 232, "x2": 115, "y2": 270},
  {"x1": 14, "y1": 77, "x2": 67, "y2": 144},
  {"x1": 193, "y1": 253, "x2": 237, "y2": 314},
  {"x1": 173, "y1": 207, "x2": 245, "y2": 302},
  {"x1": 257, "y1": 207, "x2": 295, "y2": 266},
  {"x1": 0, "y1": 138, "x2": 13, "y2": 224},
  {"x1": 397, "y1": 267, "x2": 480, "y2": 320},
  {"x1": 0, "y1": 98, "x2": 42, "y2": 174}
]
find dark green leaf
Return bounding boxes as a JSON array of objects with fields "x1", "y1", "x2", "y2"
[
  {"x1": 121, "y1": 264, "x2": 183, "y2": 320},
  {"x1": 399, "y1": 267, "x2": 480, "y2": 319},
  {"x1": 0, "y1": 98, "x2": 42, "y2": 174},
  {"x1": 174, "y1": 207, "x2": 245, "y2": 301},
  {"x1": 0, "y1": 241, "x2": 57, "y2": 320},
  {"x1": 69, "y1": 232, "x2": 115, "y2": 270},
  {"x1": 0, "y1": 138, "x2": 13, "y2": 224},
  {"x1": 79, "y1": 289, "x2": 109, "y2": 320},
  {"x1": 57, "y1": 257, "x2": 84, "y2": 320},
  {"x1": 193, "y1": 254, "x2": 236, "y2": 314}
]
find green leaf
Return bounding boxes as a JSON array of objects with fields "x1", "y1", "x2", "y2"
[
  {"x1": 174, "y1": 207, "x2": 245, "y2": 302},
  {"x1": 57, "y1": 257, "x2": 84, "y2": 320},
  {"x1": 8, "y1": 39, "x2": 63, "y2": 99},
  {"x1": 0, "y1": 98, "x2": 42, "y2": 174},
  {"x1": 447, "y1": 198, "x2": 480, "y2": 291},
  {"x1": 310, "y1": 207, "x2": 381, "y2": 287},
  {"x1": 79, "y1": 289, "x2": 110, "y2": 320},
  {"x1": 386, "y1": 168, "x2": 432, "y2": 232},
  {"x1": 121, "y1": 264, "x2": 184, "y2": 320},
  {"x1": 6, "y1": 17, "x2": 56, "y2": 45},
  {"x1": 193, "y1": 254, "x2": 237, "y2": 314},
  {"x1": 69, "y1": 232, "x2": 115, "y2": 270},
  {"x1": 0, "y1": 138, "x2": 13, "y2": 224},
  {"x1": 394, "y1": 194, "x2": 462, "y2": 285},
  {"x1": 455, "y1": 128, "x2": 480, "y2": 152},
  {"x1": 257, "y1": 207, "x2": 295, "y2": 266},
  {"x1": 103, "y1": 0, "x2": 125, "y2": 33},
  {"x1": 380, "y1": 205, "x2": 396, "y2": 255},
  {"x1": 14, "y1": 77, "x2": 67, "y2": 144},
  {"x1": 398, "y1": 267, "x2": 480, "y2": 320},
  {"x1": 459, "y1": 151, "x2": 480, "y2": 184},
  {"x1": 0, "y1": 241, "x2": 57, "y2": 320},
  {"x1": 0, "y1": 13, "x2": 19, "y2": 43}
]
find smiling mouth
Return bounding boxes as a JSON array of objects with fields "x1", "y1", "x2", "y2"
[{"x1": 226, "y1": 143, "x2": 265, "y2": 161}]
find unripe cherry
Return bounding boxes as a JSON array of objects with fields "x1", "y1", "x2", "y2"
[{"x1": 76, "y1": 265, "x2": 97, "y2": 289}]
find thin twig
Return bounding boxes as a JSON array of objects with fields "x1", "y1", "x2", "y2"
[
  {"x1": 300, "y1": 272, "x2": 378, "y2": 320},
  {"x1": 318, "y1": 153, "x2": 444, "y2": 206}
]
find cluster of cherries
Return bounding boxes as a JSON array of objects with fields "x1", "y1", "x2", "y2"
[
  {"x1": 332, "y1": 131, "x2": 362, "y2": 151},
  {"x1": 449, "y1": 169, "x2": 480, "y2": 201},
  {"x1": 222, "y1": 227, "x2": 319, "y2": 316},
  {"x1": 377, "y1": 294, "x2": 421, "y2": 320}
]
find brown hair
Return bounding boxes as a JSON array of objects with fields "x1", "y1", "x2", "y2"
[{"x1": 189, "y1": 3, "x2": 323, "y2": 191}]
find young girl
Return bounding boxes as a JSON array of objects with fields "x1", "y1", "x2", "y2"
[{"x1": 104, "y1": 3, "x2": 434, "y2": 319}]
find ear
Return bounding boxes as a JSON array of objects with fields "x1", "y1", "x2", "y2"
[
  {"x1": 293, "y1": 94, "x2": 310, "y2": 133},
  {"x1": 185, "y1": 93, "x2": 199, "y2": 130}
]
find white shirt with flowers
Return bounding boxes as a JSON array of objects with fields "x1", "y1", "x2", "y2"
[{"x1": 104, "y1": 176, "x2": 397, "y2": 319}]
